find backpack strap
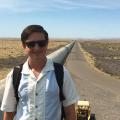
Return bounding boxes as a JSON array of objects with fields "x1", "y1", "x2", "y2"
[
  {"x1": 13, "y1": 64, "x2": 23, "y2": 102},
  {"x1": 53, "y1": 62, "x2": 65, "y2": 120},
  {"x1": 53, "y1": 62, "x2": 65, "y2": 101}
]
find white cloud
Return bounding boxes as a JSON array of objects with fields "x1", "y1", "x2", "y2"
[{"x1": 0, "y1": 0, "x2": 120, "y2": 13}]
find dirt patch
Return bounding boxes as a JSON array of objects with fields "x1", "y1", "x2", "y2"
[{"x1": 79, "y1": 40, "x2": 120, "y2": 79}]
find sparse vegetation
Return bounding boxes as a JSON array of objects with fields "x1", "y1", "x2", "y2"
[{"x1": 80, "y1": 40, "x2": 120, "y2": 78}]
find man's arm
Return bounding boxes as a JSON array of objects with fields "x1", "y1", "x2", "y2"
[
  {"x1": 64, "y1": 104, "x2": 77, "y2": 120},
  {"x1": 3, "y1": 112, "x2": 15, "y2": 120}
]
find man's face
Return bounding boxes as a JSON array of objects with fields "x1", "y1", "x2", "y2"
[{"x1": 23, "y1": 32, "x2": 48, "y2": 59}]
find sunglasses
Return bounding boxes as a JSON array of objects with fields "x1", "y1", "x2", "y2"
[{"x1": 25, "y1": 40, "x2": 48, "y2": 48}]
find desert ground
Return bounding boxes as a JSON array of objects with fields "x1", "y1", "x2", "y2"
[
  {"x1": 0, "y1": 39, "x2": 70, "y2": 80},
  {"x1": 79, "y1": 40, "x2": 120, "y2": 79},
  {"x1": 1, "y1": 39, "x2": 120, "y2": 80},
  {"x1": 0, "y1": 39, "x2": 120, "y2": 119}
]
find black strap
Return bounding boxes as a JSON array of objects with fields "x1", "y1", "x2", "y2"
[
  {"x1": 53, "y1": 62, "x2": 65, "y2": 101},
  {"x1": 13, "y1": 64, "x2": 23, "y2": 102},
  {"x1": 53, "y1": 63, "x2": 65, "y2": 120}
]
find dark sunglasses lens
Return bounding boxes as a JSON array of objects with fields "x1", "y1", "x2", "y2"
[
  {"x1": 38, "y1": 41, "x2": 47, "y2": 47},
  {"x1": 26, "y1": 42, "x2": 35, "y2": 48}
]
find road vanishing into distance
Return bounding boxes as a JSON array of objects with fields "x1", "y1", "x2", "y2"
[
  {"x1": 0, "y1": 42, "x2": 120, "y2": 120},
  {"x1": 65, "y1": 42, "x2": 120, "y2": 120}
]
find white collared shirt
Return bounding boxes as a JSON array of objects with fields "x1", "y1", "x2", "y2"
[{"x1": 1, "y1": 58, "x2": 79, "y2": 120}]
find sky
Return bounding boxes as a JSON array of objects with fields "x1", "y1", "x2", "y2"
[{"x1": 0, "y1": 0, "x2": 120, "y2": 39}]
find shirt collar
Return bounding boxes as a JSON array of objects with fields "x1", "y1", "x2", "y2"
[{"x1": 21, "y1": 57, "x2": 54, "y2": 74}]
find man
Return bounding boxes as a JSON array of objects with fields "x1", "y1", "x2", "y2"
[{"x1": 1, "y1": 25, "x2": 79, "y2": 120}]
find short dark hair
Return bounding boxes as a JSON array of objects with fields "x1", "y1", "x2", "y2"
[{"x1": 21, "y1": 25, "x2": 49, "y2": 43}]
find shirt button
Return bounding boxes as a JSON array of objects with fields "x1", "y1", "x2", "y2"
[{"x1": 35, "y1": 105, "x2": 38, "y2": 108}]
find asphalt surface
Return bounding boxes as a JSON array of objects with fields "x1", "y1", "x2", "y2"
[{"x1": 65, "y1": 42, "x2": 120, "y2": 120}]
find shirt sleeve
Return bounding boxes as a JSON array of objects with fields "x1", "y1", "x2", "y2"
[
  {"x1": 62, "y1": 67, "x2": 80, "y2": 107},
  {"x1": 0, "y1": 70, "x2": 17, "y2": 112}
]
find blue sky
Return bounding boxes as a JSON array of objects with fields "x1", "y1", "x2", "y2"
[{"x1": 0, "y1": 0, "x2": 120, "y2": 39}]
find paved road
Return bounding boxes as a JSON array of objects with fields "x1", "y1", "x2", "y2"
[{"x1": 65, "y1": 42, "x2": 120, "y2": 120}]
